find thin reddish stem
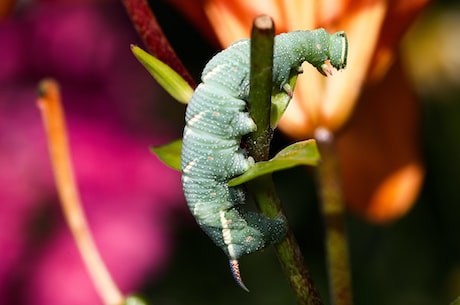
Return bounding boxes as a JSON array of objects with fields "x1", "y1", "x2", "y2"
[{"x1": 121, "y1": 0, "x2": 196, "y2": 87}]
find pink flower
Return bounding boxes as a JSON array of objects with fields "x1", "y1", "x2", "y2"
[{"x1": 0, "y1": 1, "x2": 185, "y2": 304}]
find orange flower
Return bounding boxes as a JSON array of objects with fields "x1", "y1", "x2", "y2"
[
  {"x1": 0, "y1": 0, "x2": 15, "y2": 19},
  {"x1": 167, "y1": 0, "x2": 429, "y2": 223}
]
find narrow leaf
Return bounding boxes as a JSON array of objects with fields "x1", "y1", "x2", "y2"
[
  {"x1": 150, "y1": 139, "x2": 182, "y2": 171},
  {"x1": 228, "y1": 139, "x2": 320, "y2": 186},
  {"x1": 270, "y1": 73, "x2": 298, "y2": 128},
  {"x1": 124, "y1": 295, "x2": 148, "y2": 305},
  {"x1": 451, "y1": 297, "x2": 460, "y2": 305},
  {"x1": 131, "y1": 44, "x2": 193, "y2": 104}
]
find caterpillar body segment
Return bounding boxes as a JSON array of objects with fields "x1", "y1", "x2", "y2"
[{"x1": 181, "y1": 28, "x2": 348, "y2": 290}]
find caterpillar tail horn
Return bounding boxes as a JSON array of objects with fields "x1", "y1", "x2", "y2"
[{"x1": 229, "y1": 259, "x2": 249, "y2": 292}]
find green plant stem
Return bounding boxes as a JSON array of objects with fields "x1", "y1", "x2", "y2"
[
  {"x1": 314, "y1": 127, "x2": 353, "y2": 305},
  {"x1": 246, "y1": 15, "x2": 323, "y2": 305},
  {"x1": 247, "y1": 15, "x2": 274, "y2": 161},
  {"x1": 247, "y1": 176, "x2": 323, "y2": 305}
]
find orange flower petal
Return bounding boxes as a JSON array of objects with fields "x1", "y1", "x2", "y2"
[
  {"x1": 369, "y1": 0, "x2": 431, "y2": 81},
  {"x1": 0, "y1": 0, "x2": 15, "y2": 19},
  {"x1": 278, "y1": 0, "x2": 388, "y2": 138},
  {"x1": 165, "y1": 0, "x2": 428, "y2": 222},
  {"x1": 337, "y1": 57, "x2": 424, "y2": 223},
  {"x1": 320, "y1": 0, "x2": 387, "y2": 132},
  {"x1": 203, "y1": 0, "x2": 289, "y2": 47}
]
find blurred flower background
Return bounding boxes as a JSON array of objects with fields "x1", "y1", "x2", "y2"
[
  {"x1": 0, "y1": 0, "x2": 187, "y2": 304},
  {"x1": 2, "y1": 0, "x2": 460, "y2": 305}
]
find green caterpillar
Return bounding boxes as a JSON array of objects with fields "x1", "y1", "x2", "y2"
[{"x1": 181, "y1": 28, "x2": 348, "y2": 290}]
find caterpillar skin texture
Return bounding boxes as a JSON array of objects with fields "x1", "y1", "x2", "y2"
[{"x1": 181, "y1": 28, "x2": 348, "y2": 290}]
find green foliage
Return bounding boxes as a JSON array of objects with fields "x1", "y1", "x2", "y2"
[
  {"x1": 270, "y1": 74, "x2": 298, "y2": 128},
  {"x1": 131, "y1": 45, "x2": 193, "y2": 104},
  {"x1": 228, "y1": 139, "x2": 320, "y2": 186},
  {"x1": 150, "y1": 138, "x2": 319, "y2": 187},
  {"x1": 124, "y1": 295, "x2": 148, "y2": 305},
  {"x1": 150, "y1": 139, "x2": 182, "y2": 170}
]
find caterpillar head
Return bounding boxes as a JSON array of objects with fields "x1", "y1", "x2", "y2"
[{"x1": 329, "y1": 31, "x2": 348, "y2": 71}]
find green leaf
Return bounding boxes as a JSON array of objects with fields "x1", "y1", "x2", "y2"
[
  {"x1": 124, "y1": 295, "x2": 148, "y2": 305},
  {"x1": 131, "y1": 44, "x2": 193, "y2": 104},
  {"x1": 451, "y1": 297, "x2": 460, "y2": 305},
  {"x1": 270, "y1": 73, "x2": 298, "y2": 128},
  {"x1": 228, "y1": 139, "x2": 320, "y2": 186},
  {"x1": 150, "y1": 139, "x2": 182, "y2": 171}
]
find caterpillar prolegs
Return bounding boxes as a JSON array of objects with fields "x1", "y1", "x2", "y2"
[{"x1": 181, "y1": 28, "x2": 348, "y2": 290}]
